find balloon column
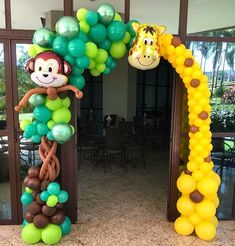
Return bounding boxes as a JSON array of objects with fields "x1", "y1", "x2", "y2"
[
  {"x1": 127, "y1": 23, "x2": 220, "y2": 241},
  {"x1": 16, "y1": 3, "x2": 139, "y2": 245}
]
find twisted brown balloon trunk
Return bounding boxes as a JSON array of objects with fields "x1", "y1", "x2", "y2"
[{"x1": 39, "y1": 136, "x2": 60, "y2": 181}]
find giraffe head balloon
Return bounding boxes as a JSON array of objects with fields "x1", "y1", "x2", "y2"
[{"x1": 128, "y1": 23, "x2": 166, "y2": 70}]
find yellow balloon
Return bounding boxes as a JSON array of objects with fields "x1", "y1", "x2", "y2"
[
  {"x1": 174, "y1": 216, "x2": 194, "y2": 236},
  {"x1": 197, "y1": 177, "x2": 218, "y2": 196},
  {"x1": 177, "y1": 174, "x2": 197, "y2": 195},
  {"x1": 192, "y1": 170, "x2": 204, "y2": 181},
  {"x1": 195, "y1": 222, "x2": 216, "y2": 241},
  {"x1": 211, "y1": 216, "x2": 219, "y2": 227},
  {"x1": 177, "y1": 196, "x2": 195, "y2": 216},
  {"x1": 196, "y1": 200, "x2": 216, "y2": 220},
  {"x1": 188, "y1": 213, "x2": 202, "y2": 226}
]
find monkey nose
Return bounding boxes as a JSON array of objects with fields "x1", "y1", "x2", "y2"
[{"x1": 43, "y1": 74, "x2": 49, "y2": 77}]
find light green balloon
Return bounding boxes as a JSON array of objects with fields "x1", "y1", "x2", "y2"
[
  {"x1": 94, "y1": 49, "x2": 108, "y2": 64},
  {"x1": 85, "y1": 42, "x2": 98, "y2": 58},
  {"x1": 41, "y1": 224, "x2": 62, "y2": 245},
  {"x1": 114, "y1": 12, "x2": 123, "y2": 22},
  {"x1": 22, "y1": 223, "x2": 42, "y2": 244},
  {"x1": 45, "y1": 97, "x2": 62, "y2": 111},
  {"x1": 20, "y1": 119, "x2": 31, "y2": 131},
  {"x1": 79, "y1": 21, "x2": 90, "y2": 33},
  {"x1": 96, "y1": 63, "x2": 106, "y2": 73},
  {"x1": 88, "y1": 59, "x2": 96, "y2": 69},
  {"x1": 29, "y1": 94, "x2": 45, "y2": 106},
  {"x1": 110, "y1": 41, "x2": 127, "y2": 59},
  {"x1": 76, "y1": 8, "x2": 88, "y2": 21},
  {"x1": 52, "y1": 107, "x2": 71, "y2": 124},
  {"x1": 122, "y1": 32, "x2": 131, "y2": 44},
  {"x1": 47, "y1": 120, "x2": 56, "y2": 129},
  {"x1": 46, "y1": 195, "x2": 58, "y2": 207},
  {"x1": 62, "y1": 97, "x2": 71, "y2": 108},
  {"x1": 28, "y1": 45, "x2": 37, "y2": 58},
  {"x1": 90, "y1": 69, "x2": 101, "y2": 77}
]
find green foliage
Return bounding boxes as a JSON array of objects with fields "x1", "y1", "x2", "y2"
[
  {"x1": 211, "y1": 104, "x2": 235, "y2": 132},
  {"x1": 213, "y1": 86, "x2": 226, "y2": 98}
]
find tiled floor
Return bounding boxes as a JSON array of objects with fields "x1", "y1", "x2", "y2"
[{"x1": 0, "y1": 148, "x2": 235, "y2": 245}]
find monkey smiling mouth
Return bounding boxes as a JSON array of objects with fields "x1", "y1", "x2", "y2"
[{"x1": 36, "y1": 76, "x2": 56, "y2": 84}]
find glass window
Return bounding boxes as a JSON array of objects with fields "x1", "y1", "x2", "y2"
[
  {"x1": 130, "y1": 0, "x2": 180, "y2": 34},
  {"x1": 74, "y1": 0, "x2": 124, "y2": 14},
  {"x1": 11, "y1": 0, "x2": 63, "y2": 30},
  {"x1": 0, "y1": 43, "x2": 7, "y2": 128},
  {"x1": 187, "y1": 0, "x2": 235, "y2": 37},
  {"x1": 188, "y1": 41, "x2": 235, "y2": 133},
  {"x1": 0, "y1": 0, "x2": 5, "y2": 28},
  {"x1": 0, "y1": 136, "x2": 11, "y2": 219}
]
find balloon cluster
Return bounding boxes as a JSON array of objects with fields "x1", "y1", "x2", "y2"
[
  {"x1": 20, "y1": 94, "x2": 74, "y2": 144},
  {"x1": 28, "y1": 3, "x2": 138, "y2": 92},
  {"x1": 21, "y1": 166, "x2": 71, "y2": 245},
  {"x1": 158, "y1": 35, "x2": 221, "y2": 241}
]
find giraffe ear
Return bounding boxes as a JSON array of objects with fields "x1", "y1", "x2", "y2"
[
  {"x1": 157, "y1": 25, "x2": 166, "y2": 34},
  {"x1": 132, "y1": 23, "x2": 140, "y2": 33}
]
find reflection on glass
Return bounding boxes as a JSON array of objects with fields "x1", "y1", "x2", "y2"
[
  {"x1": 11, "y1": 0, "x2": 63, "y2": 30},
  {"x1": 211, "y1": 137, "x2": 235, "y2": 219},
  {"x1": 130, "y1": 0, "x2": 180, "y2": 34},
  {"x1": 0, "y1": 43, "x2": 7, "y2": 129},
  {"x1": 187, "y1": 0, "x2": 235, "y2": 37},
  {"x1": 0, "y1": 0, "x2": 5, "y2": 28},
  {"x1": 0, "y1": 136, "x2": 11, "y2": 219},
  {"x1": 188, "y1": 41, "x2": 235, "y2": 132}
]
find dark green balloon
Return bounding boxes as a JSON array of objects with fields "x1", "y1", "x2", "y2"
[
  {"x1": 33, "y1": 105, "x2": 52, "y2": 123},
  {"x1": 89, "y1": 23, "x2": 107, "y2": 43},
  {"x1": 107, "y1": 21, "x2": 126, "y2": 42},
  {"x1": 53, "y1": 35, "x2": 69, "y2": 57},
  {"x1": 98, "y1": 39, "x2": 112, "y2": 51},
  {"x1": 78, "y1": 31, "x2": 89, "y2": 42},
  {"x1": 33, "y1": 28, "x2": 55, "y2": 48},
  {"x1": 31, "y1": 134, "x2": 42, "y2": 143},
  {"x1": 37, "y1": 123, "x2": 49, "y2": 136},
  {"x1": 68, "y1": 38, "x2": 86, "y2": 57},
  {"x1": 76, "y1": 56, "x2": 90, "y2": 69},
  {"x1": 69, "y1": 74, "x2": 85, "y2": 90},
  {"x1": 127, "y1": 20, "x2": 140, "y2": 36},
  {"x1": 85, "y1": 10, "x2": 98, "y2": 26},
  {"x1": 64, "y1": 54, "x2": 76, "y2": 66},
  {"x1": 97, "y1": 3, "x2": 115, "y2": 25},
  {"x1": 105, "y1": 55, "x2": 113, "y2": 67}
]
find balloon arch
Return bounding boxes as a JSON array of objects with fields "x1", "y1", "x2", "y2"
[{"x1": 17, "y1": 3, "x2": 220, "y2": 245}]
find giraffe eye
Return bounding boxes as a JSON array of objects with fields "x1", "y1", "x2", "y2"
[
  {"x1": 149, "y1": 38, "x2": 154, "y2": 45},
  {"x1": 144, "y1": 38, "x2": 148, "y2": 45}
]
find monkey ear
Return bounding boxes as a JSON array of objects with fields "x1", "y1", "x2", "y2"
[
  {"x1": 25, "y1": 58, "x2": 35, "y2": 74},
  {"x1": 63, "y1": 61, "x2": 72, "y2": 76}
]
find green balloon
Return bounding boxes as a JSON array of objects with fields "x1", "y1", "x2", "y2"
[
  {"x1": 33, "y1": 28, "x2": 54, "y2": 48},
  {"x1": 53, "y1": 35, "x2": 68, "y2": 57},
  {"x1": 56, "y1": 16, "x2": 80, "y2": 38},
  {"x1": 45, "y1": 96, "x2": 62, "y2": 111},
  {"x1": 37, "y1": 122, "x2": 49, "y2": 136},
  {"x1": 62, "y1": 97, "x2": 71, "y2": 108},
  {"x1": 85, "y1": 42, "x2": 98, "y2": 58},
  {"x1": 46, "y1": 195, "x2": 58, "y2": 207},
  {"x1": 110, "y1": 41, "x2": 126, "y2": 59},
  {"x1": 94, "y1": 49, "x2": 108, "y2": 64},
  {"x1": 89, "y1": 23, "x2": 107, "y2": 43},
  {"x1": 22, "y1": 223, "x2": 42, "y2": 244},
  {"x1": 96, "y1": 63, "x2": 106, "y2": 73},
  {"x1": 52, "y1": 107, "x2": 71, "y2": 124},
  {"x1": 68, "y1": 38, "x2": 86, "y2": 58},
  {"x1": 29, "y1": 94, "x2": 45, "y2": 106},
  {"x1": 41, "y1": 224, "x2": 62, "y2": 245},
  {"x1": 69, "y1": 75, "x2": 85, "y2": 90},
  {"x1": 107, "y1": 21, "x2": 126, "y2": 42},
  {"x1": 33, "y1": 105, "x2": 52, "y2": 123},
  {"x1": 31, "y1": 134, "x2": 42, "y2": 143},
  {"x1": 64, "y1": 54, "x2": 76, "y2": 65},
  {"x1": 52, "y1": 123, "x2": 73, "y2": 142},
  {"x1": 97, "y1": 3, "x2": 115, "y2": 25},
  {"x1": 78, "y1": 30, "x2": 89, "y2": 42},
  {"x1": 76, "y1": 56, "x2": 90, "y2": 69},
  {"x1": 98, "y1": 38, "x2": 112, "y2": 51},
  {"x1": 85, "y1": 10, "x2": 98, "y2": 25}
]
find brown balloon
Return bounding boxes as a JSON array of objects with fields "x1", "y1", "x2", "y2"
[
  {"x1": 33, "y1": 213, "x2": 49, "y2": 228},
  {"x1": 25, "y1": 211, "x2": 34, "y2": 223},
  {"x1": 184, "y1": 169, "x2": 192, "y2": 175},
  {"x1": 190, "y1": 190, "x2": 204, "y2": 203},
  {"x1": 171, "y1": 36, "x2": 181, "y2": 47},
  {"x1": 32, "y1": 190, "x2": 40, "y2": 200},
  {"x1": 190, "y1": 79, "x2": 200, "y2": 88},
  {"x1": 190, "y1": 125, "x2": 199, "y2": 133},
  {"x1": 40, "y1": 180, "x2": 50, "y2": 191},
  {"x1": 204, "y1": 155, "x2": 211, "y2": 163},
  {"x1": 28, "y1": 166, "x2": 40, "y2": 178},
  {"x1": 199, "y1": 111, "x2": 209, "y2": 120},
  {"x1": 184, "y1": 58, "x2": 194, "y2": 67},
  {"x1": 23, "y1": 175, "x2": 30, "y2": 186},
  {"x1": 56, "y1": 203, "x2": 64, "y2": 209},
  {"x1": 42, "y1": 205, "x2": 57, "y2": 217},
  {"x1": 27, "y1": 178, "x2": 41, "y2": 190},
  {"x1": 36, "y1": 193, "x2": 45, "y2": 205},
  {"x1": 50, "y1": 210, "x2": 65, "y2": 225},
  {"x1": 29, "y1": 201, "x2": 41, "y2": 215}
]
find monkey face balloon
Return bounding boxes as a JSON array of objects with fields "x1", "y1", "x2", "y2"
[{"x1": 26, "y1": 51, "x2": 71, "y2": 88}]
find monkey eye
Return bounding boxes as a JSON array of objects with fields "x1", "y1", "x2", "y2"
[
  {"x1": 39, "y1": 66, "x2": 42, "y2": 71},
  {"x1": 48, "y1": 67, "x2": 52, "y2": 72}
]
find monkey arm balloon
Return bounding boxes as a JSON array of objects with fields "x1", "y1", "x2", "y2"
[
  {"x1": 15, "y1": 87, "x2": 47, "y2": 112},
  {"x1": 57, "y1": 85, "x2": 83, "y2": 99}
]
